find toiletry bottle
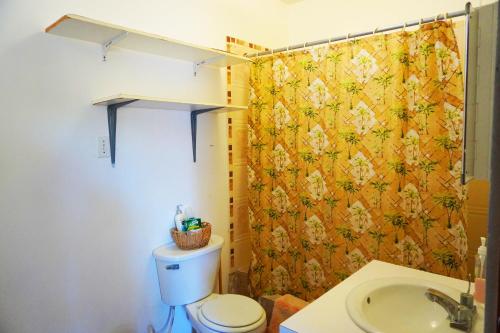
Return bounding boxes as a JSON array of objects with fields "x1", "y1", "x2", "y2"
[
  {"x1": 473, "y1": 237, "x2": 487, "y2": 303},
  {"x1": 174, "y1": 205, "x2": 186, "y2": 231}
]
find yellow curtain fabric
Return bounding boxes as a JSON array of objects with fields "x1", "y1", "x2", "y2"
[{"x1": 248, "y1": 21, "x2": 467, "y2": 300}]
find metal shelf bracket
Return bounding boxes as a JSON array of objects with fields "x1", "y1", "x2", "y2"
[
  {"x1": 193, "y1": 61, "x2": 204, "y2": 77},
  {"x1": 107, "y1": 99, "x2": 137, "y2": 167},
  {"x1": 102, "y1": 31, "x2": 128, "y2": 61},
  {"x1": 190, "y1": 107, "x2": 222, "y2": 162},
  {"x1": 193, "y1": 55, "x2": 225, "y2": 76}
]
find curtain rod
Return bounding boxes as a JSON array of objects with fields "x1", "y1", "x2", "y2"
[{"x1": 246, "y1": 2, "x2": 471, "y2": 58}]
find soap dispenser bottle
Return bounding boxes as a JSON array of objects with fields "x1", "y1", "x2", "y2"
[
  {"x1": 174, "y1": 204, "x2": 186, "y2": 231},
  {"x1": 473, "y1": 237, "x2": 487, "y2": 303}
]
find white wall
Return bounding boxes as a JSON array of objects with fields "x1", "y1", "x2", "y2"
[
  {"x1": 285, "y1": 0, "x2": 496, "y2": 45},
  {"x1": 0, "y1": 1, "x2": 287, "y2": 333},
  {"x1": 1, "y1": 1, "x2": 497, "y2": 332}
]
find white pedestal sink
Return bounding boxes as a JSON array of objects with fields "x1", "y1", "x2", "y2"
[{"x1": 346, "y1": 277, "x2": 484, "y2": 333}]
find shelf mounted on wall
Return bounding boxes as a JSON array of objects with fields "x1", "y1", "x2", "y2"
[
  {"x1": 93, "y1": 94, "x2": 246, "y2": 166},
  {"x1": 46, "y1": 15, "x2": 250, "y2": 165},
  {"x1": 45, "y1": 14, "x2": 250, "y2": 74}
]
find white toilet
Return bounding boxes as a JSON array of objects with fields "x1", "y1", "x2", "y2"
[{"x1": 153, "y1": 234, "x2": 266, "y2": 333}]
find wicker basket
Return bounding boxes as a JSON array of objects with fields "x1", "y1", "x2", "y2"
[{"x1": 171, "y1": 222, "x2": 211, "y2": 250}]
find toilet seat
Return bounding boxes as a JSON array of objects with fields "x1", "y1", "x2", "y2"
[{"x1": 198, "y1": 294, "x2": 266, "y2": 332}]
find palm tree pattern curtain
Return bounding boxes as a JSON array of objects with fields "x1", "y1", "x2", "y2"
[{"x1": 247, "y1": 21, "x2": 467, "y2": 300}]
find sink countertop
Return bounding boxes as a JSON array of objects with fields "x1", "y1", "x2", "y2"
[{"x1": 280, "y1": 260, "x2": 476, "y2": 333}]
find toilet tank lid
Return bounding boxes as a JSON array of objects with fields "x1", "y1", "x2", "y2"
[{"x1": 153, "y1": 234, "x2": 224, "y2": 262}]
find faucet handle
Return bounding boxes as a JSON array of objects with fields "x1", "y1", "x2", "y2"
[{"x1": 460, "y1": 274, "x2": 474, "y2": 309}]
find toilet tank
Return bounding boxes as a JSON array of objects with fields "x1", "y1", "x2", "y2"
[{"x1": 153, "y1": 234, "x2": 224, "y2": 305}]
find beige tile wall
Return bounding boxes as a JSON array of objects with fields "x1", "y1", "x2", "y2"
[
  {"x1": 226, "y1": 37, "x2": 268, "y2": 273},
  {"x1": 465, "y1": 180, "x2": 489, "y2": 274}
]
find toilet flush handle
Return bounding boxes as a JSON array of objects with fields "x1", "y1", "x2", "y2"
[{"x1": 165, "y1": 264, "x2": 179, "y2": 270}]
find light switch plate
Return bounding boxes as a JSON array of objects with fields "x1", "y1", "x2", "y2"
[{"x1": 98, "y1": 136, "x2": 110, "y2": 158}]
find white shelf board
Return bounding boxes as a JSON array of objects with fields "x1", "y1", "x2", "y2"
[
  {"x1": 46, "y1": 14, "x2": 250, "y2": 67},
  {"x1": 93, "y1": 94, "x2": 247, "y2": 112}
]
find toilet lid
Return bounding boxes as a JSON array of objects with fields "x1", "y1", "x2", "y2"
[{"x1": 200, "y1": 294, "x2": 264, "y2": 328}]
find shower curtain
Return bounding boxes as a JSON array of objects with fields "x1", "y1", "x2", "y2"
[{"x1": 247, "y1": 21, "x2": 467, "y2": 300}]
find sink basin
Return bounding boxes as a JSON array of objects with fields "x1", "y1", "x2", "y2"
[{"x1": 346, "y1": 277, "x2": 484, "y2": 333}]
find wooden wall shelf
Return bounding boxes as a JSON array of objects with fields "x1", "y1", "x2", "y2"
[
  {"x1": 46, "y1": 14, "x2": 250, "y2": 71},
  {"x1": 93, "y1": 94, "x2": 246, "y2": 165}
]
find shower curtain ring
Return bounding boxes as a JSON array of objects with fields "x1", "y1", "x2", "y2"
[
  {"x1": 445, "y1": 12, "x2": 452, "y2": 23},
  {"x1": 419, "y1": 18, "x2": 424, "y2": 28},
  {"x1": 346, "y1": 33, "x2": 350, "y2": 41},
  {"x1": 302, "y1": 42, "x2": 308, "y2": 53},
  {"x1": 402, "y1": 22, "x2": 407, "y2": 32},
  {"x1": 373, "y1": 27, "x2": 378, "y2": 35},
  {"x1": 435, "y1": 14, "x2": 440, "y2": 22}
]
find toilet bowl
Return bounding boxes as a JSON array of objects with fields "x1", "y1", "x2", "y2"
[
  {"x1": 186, "y1": 293, "x2": 266, "y2": 333},
  {"x1": 153, "y1": 235, "x2": 266, "y2": 332}
]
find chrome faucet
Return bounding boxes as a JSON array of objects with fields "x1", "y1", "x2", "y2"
[{"x1": 425, "y1": 277, "x2": 476, "y2": 332}]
